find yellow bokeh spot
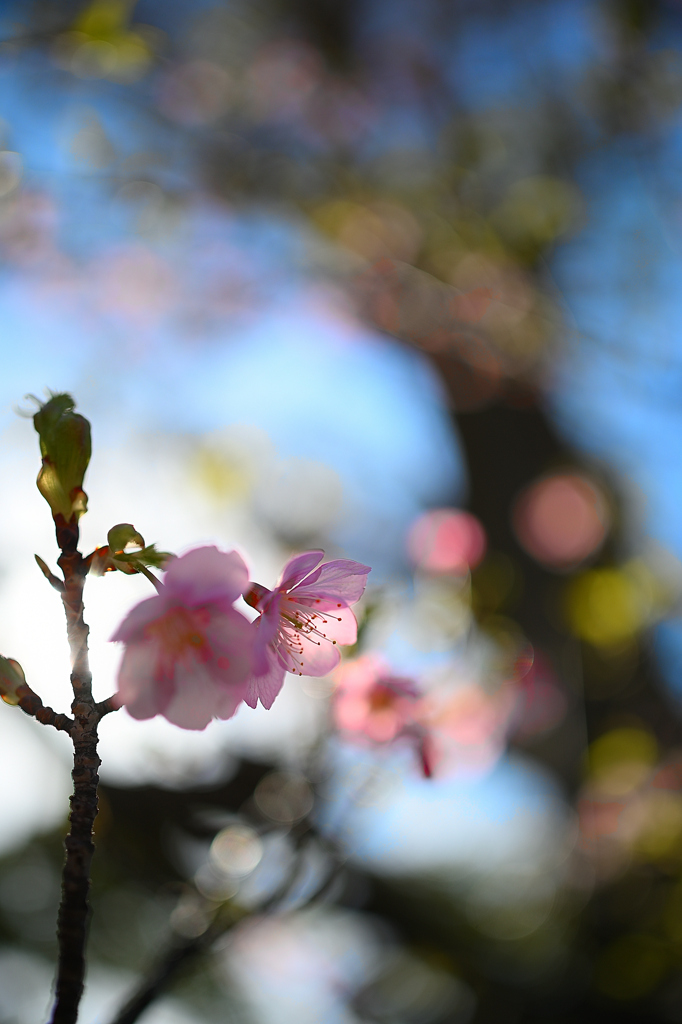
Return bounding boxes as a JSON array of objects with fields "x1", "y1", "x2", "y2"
[
  {"x1": 491, "y1": 175, "x2": 584, "y2": 248},
  {"x1": 632, "y1": 791, "x2": 682, "y2": 860},
  {"x1": 596, "y1": 934, "x2": 668, "y2": 1000},
  {"x1": 566, "y1": 566, "x2": 651, "y2": 647},
  {"x1": 588, "y1": 727, "x2": 658, "y2": 796},
  {"x1": 53, "y1": 0, "x2": 154, "y2": 83},
  {"x1": 196, "y1": 449, "x2": 251, "y2": 501}
]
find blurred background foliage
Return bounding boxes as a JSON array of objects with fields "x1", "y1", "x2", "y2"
[{"x1": 4, "y1": 0, "x2": 682, "y2": 1022}]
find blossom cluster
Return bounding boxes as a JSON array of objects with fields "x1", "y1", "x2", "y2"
[{"x1": 112, "y1": 546, "x2": 370, "y2": 730}]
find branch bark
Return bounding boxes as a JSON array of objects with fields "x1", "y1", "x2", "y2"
[{"x1": 49, "y1": 514, "x2": 104, "y2": 1024}]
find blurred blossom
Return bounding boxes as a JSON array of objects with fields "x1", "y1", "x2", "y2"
[
  {"x1": 407, "y1": 507, "x2": 486, "y2": 574},
  {"x1": 417, "y1": 670, "x2": 517, "y2": 778},
  {"x1": 332, "y1": 653, "x2": 421, "y2": 746},
  {"x1": 513, "y1": 472, "x2": 610, "y2": 568}
]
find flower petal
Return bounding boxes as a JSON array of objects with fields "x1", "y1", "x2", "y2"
[
  {"x1": 277, "y1": 550, "x2": 324, "y2": 591},
  {"x1": 205, "y1": 608, "x2": 257, "y2": 684},
  {"x1": 294, "y1": 631, "x2": 342, "y2": 676},
  {"x1": 164, "y1": 546, "x2": 249, "y2": 607},
  {"x1": 244, "y1": 652, "x2": 286, "y2": 710},
  {"x1": 251, "y1": 604, "x2": 282, "y2": 677},
  {"x1": 116, "y1": 640, "x2": 166, "y2": 720},
  {"x1": 164, "y1": 659, "x2": 227, "y2": 730},
  {"x1": 293, "y1": 559, "x2": 371, "y2": 605},
  {"x1": 110, "y1": 595, "x2": 166, "y2": 643}
]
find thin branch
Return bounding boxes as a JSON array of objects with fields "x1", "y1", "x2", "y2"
[
  {"x1": 107, "y1": 823, "x2": 327, "y2": 1024},
  {"x1": 95, "y1": 695, "x2": 121, "y2": 719},
  {"x1": 17, "y1": 685, "x2": 73, "y2": 735},
  {"x1": 35, "y1": 554, "x2": 65, "y2": 593},
  {"x1": 107, "y1": 906, "x2": 240, "y2": 1024},
  {"x1": 49, "y1": 513, "x2": 101, "y2": 1024}
]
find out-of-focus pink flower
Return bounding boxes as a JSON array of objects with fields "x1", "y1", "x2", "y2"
[
  {"x1": 333, "y1": 654, "x2": 420, "y2": 744},
  {"x1": 243, "y1": 550, "x2": 371, "y2": 710},
  {"x1": 111, "y1": 547, "x2": 255, "y2": 730},
  {"x1": 416, "y1": 679, "x2": 518, "y2": 778}
]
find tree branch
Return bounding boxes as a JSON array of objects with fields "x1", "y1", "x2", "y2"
[
  {"x1": 49, "y1": 514, "x2": 101, "y2": 1024},
  {"x1": 95, "y1": 694, "x2": 121, "y2": 719},
  {"x1": 17, "y1": 685, "x2": 73, "y2": 735}
]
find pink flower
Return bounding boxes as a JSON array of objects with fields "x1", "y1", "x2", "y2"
[
  {"x1": 111, "y1": 546, "x2": 255, "y2": 730},
  {"x1": 333, "y1": 654, "x2": 420, "y2": 744},
  {"x1": 243, "y1": 550, "x2": 371, "y2": 709}
]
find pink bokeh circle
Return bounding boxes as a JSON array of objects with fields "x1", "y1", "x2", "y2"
[{"x1": 407, "y1": 508, "x2": 487, "y2": 574}]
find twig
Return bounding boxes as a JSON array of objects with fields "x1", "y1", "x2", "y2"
[
  {"x1": 17, "y1": 685, "x2": 73, "y2": 735},
  {"x1": 106, "y1": 822, "x2": 329, "y2": 1024},
  {"x1": 35, "y1": 554, "x2": 66, "y2": 593},
  {"x1": 95, "y1": 695, "x2": 121, "y2": 718},
  {"x1": 49, "y1": 514, "x2": 104, "y2": 1024}
]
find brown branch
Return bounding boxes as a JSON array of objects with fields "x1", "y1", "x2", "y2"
[
  {"x1": 17, "y1": 685, "x2": 73, "y2": 735},
  {"x1": 95, "y1": 694, "x2": 121, "y2": 719},
  {"x1": 35, "y1": 554, "x2": 66, "y2": 593},
  {"x1": 107, "y1": 910, "x2": 236, "y2": 1024},
  {"x1": 49, "y1": 514, "x2": 101, "y2": 1024},
  {"x1": 107, "y1": 823, "x2": 324, "y2": 1024}
]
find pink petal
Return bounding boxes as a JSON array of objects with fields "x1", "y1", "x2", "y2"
[
  {"x1": 277, "y1": 550, "x2": 324, "y2": 591},
  {"x1": 110, "y1": 595, "x2": 166, "y2": 643},
  {"x1": 164, "y1": 547, "x2": 249, "y2": 607},
  {"x1": 251, "y1": 604, "x2": 282, "y2": 677},
  {"x1": 292, "y1": 559, "x2": 371, "y2": 605},
  {"x1": 164, "y1": 660, "x2": 227, "y2": 730},
  {"x1": 244, "y1": 653, "x2": 286, "y2": 710},
  {"x1": 116, "y1": 641, "x2": 165, "y2": 719},
  {"x1": 205, "y1": 608, "x2": 257, "y2": 684},
  {"x1": 296, "y1": 631, "x2": 342, "y2": 676}
]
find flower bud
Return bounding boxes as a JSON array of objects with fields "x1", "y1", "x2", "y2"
[
  {"x1": 0, "y1": 656, "x2": 26, "y2": 706},
  {"x1": 33, "y1": 393, "x2": 91, "y2": 521},
  {"x1": 89, "y1": 524, "x2": 173, "y2": 577},
  {"x1": 108, "y1": 523, "x2": 145, "y2": 554}
]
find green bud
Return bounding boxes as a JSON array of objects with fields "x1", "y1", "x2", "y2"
[
  {"x1": 0, "y1": 656, "x2": 26, "y2": 706},
  {"x1": 33, "y1": 392, "x2": 91, "y2": 521},
  {"x1": 107, "y1": 523, "x2": 145, "y2": 554},
  {"x1": 90, "y1": 524, "x2": 173, "y2": 576}
]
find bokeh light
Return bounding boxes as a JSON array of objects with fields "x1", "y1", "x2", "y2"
[
  {"x1": 513, "y1": 472, "x2": 610, "y2": 569},
  {"x1": 407, "y1": 508, "x2": 487, "y2": 574}
]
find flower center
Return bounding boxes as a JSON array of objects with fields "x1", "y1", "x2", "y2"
[{"x1": 145, "y1": 606, "x2": 210, "y2": 660}]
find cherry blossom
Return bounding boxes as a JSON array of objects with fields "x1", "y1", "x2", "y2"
[
  {"x1": 332, "y1": 653, "x2": 420, "y2": 744},
  {"x1": 243, "y1": 550, "x2": 371, "y2": 709},
  {"x1": 111, "y1": 546, "x2": 255, "y2": 730}
]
